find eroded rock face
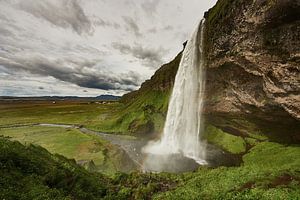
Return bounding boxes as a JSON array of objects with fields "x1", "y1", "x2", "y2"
[{"x1": 203, "y1": 0, "x2": 300, "y2": 142}]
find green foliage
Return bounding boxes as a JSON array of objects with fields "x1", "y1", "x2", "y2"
[
  {"x1": 0, "y1": 137, "x2": 178, "y2": 200},
  {"x1": 155, "y1": 142, "x2": 300, "y2": 200},
  {"x1": 0, "y1": 126, "x2": 129, "y2": 174},
  {"x1": 1, "y1": 127, "x2": 300, "y2": 200},
  {"x1": 206, "y1": 0, "x2": 236, "y2": 25},
  {"x1": 203, "y1": 125, "x2": 247, "y2": 154},
  {"x1": 0, "y1": 137, "x2": 109, "y2": 200},
  {"x1": 243, "y1": 142, "x2": 300, "y2": 170},
  {"x1": 107, "y1": 52, "x2": 182, "y2": 135}
]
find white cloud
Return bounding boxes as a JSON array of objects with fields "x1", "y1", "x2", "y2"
[{"x1": 0, "y1": 0, "x2": 217, "y2": 96}]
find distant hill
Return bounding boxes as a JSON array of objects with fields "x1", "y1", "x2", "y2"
[
  {"x1": 96, "y1": 95, "x2": 121, "y2": 101},
  {"x1": 0, "y1": 95, "x2": 121, "y2": 101}
]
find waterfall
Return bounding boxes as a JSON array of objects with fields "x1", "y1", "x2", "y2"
[{"x1": 142, "y1": 19, "x2": 207, "y2": 167}]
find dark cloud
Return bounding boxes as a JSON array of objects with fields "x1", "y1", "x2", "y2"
[
  {"x1": 112, "y1": 43, "x2": 168, "y2": 69},
  {"x1": 141, "y1": 0, "x2": 160, "y2": 16},
  {"x1": 122, "y1": 16, "x2": 142, "y2": 37},
  {"x1": 18, "y1": 0, "x2": 93, "y2": 35},
  {"x1": 0, "y1": 56, "x2": 141, "y2": 91}
]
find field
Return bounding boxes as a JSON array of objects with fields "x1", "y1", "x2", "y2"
[
  {"x1": 0, "y1": 100, "x2": 135, "y2": 174},
  {"x1": 1, "y1": 100, "x2": 300, "y2": 199},
  {"x1": 0, "y1": 100, "x2": 120, "y2": 129}
]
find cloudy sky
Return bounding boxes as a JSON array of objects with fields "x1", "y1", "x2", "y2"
[{"x1": 0, "y1": 0, "x2": 217, "y2": 97}]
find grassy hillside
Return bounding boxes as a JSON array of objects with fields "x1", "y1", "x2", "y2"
[
  {"x1": 156, "y1": 141, "x2": 300, "y2": 199},
  {"x1": 0, "y1": 136, "x2": 110, "y2": 200},
  {"x1": 0, "y1": 126, "x2": 133, "y2": 174},
  {"x1": 88, "y1": 51, "x2": 183, "y2": 136},
  {"x1": 1, "y1": 135, "x2": 299, "y2": 200},
  {"x1": 0, "y1": 137, "x2": 177, "y2": 200}
]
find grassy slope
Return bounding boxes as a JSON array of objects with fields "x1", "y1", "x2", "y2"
[
  {"x1": 203, "y1": 125, "x2": 247, "y2": 154},
  {"x1": 89, "y1": 51, "x2": 183, "y2": 135},
  {"x1": 156, "y1": 142, "x2": 300, "y2": 200},
  {"x1": 86, "y1": 90, "x2": 171, "y2": 135},
  {"x1": 0, "y1": 137, "x2": 177, "y2": 200},
  {"x1": 1, "y1": 136, "x2": 299, "y2": 200},
  {"x1": 0, "y1": 126, "x2": 131, "y2": 174},
  {"x1": 0, "y1": 137, "x2": 110, "y2": 200}
]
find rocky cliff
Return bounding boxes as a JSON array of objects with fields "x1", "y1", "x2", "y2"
[
  {"x1": 120, "y1": 0, "x2": 300, "y2": 144},
  {"x1": 118, "y1": 52, "x2": 182, "y2": 135},
  {"x1": 203, "y1": 0, "x2": 300, "y2": 143}
]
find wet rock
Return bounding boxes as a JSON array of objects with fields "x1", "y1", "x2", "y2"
[{"x1": 203, "y1": 0, "x2": 300, "y2": 143}]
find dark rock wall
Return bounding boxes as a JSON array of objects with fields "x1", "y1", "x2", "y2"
[
  {"x1": 120, "y1": 0, "x2": 300, "y2": 142},
  {"x1": 203, "y1": 0, "x2": 300, "y2": 142}
]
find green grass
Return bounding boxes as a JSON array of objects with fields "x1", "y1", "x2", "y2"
[
  {"x1": 206, "y1": 0, "x2": 236, "y2": 25},
  {"x1": 1, "y1": 100, "x2": 300, "y2": 199},
  {"x1": 0, "y1": 101, "x2": 125, "y2": 133},
  {"x1": 1, "y1": 136, "x2": 300, "y2": 200},
  {"x1": 155, "y1": 142, "x2": 300, "y2": 200},
  {"x1": 0, "y1": 97, "x2": 167, "y2": 135},
  {"x1": 0, "y1": 126, "x2": 128, "y2": 174},
  {"x1": 0, "y1": 137, "x2": 178, "y2": 200},
  {"x1": 0, "y1": 137, "x2": 110, "y2": 200},
  {"x1": 203, "y1": 125, "x2": 247, "y2": 154},
  {"x1": 87, "y1": 90, "x2": 170, "y2": 135}
]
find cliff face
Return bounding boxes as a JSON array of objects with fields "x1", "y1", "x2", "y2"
[
  {"x1": 118, "y1": 52, "x2": 182, "y2": 135},
  {"x1": 203, "y1": 0, "x2": 300, "y2": 143},
  {"x1": 120, "y1": 0, "x2": 300, "y2": 143},
  {"x1": 121, "y1": 51, "x2": 182, "y2": 105}
]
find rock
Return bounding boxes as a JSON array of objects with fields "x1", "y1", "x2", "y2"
[
  {"x1": 203, "y1": 0, "x2": 300, "y2": 143},
  {"x1": 120, "y1": 0, "x2": 300, "y2": 142}
]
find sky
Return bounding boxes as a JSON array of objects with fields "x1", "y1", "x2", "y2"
[{"x1": 0, "y1": 0, "x2": 217, "y2": 97}]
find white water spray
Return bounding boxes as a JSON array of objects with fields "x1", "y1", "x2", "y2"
[{"x1": 143, "y1": 19, "x2": 207, "y2": 166}]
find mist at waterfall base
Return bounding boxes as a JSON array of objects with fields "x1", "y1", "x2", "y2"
[{"x1": 142, "y1": 19, "x2": 207, "y2": 173}]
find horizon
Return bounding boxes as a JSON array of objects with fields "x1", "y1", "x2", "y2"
[{"x1": 0, "y1": 94, "x2": 121, "y2": 98}]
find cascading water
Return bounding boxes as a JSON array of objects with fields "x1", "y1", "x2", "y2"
[{"x1": 142, "y1": 19, "x2": 207, "y2": 171}]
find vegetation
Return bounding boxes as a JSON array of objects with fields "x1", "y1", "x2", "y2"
[
  {"x1": 1, "y1": 136, "x2": 299, "y2": 200},
  {"x1": 0, "y1": 101, "x2": 121, "y2": 130},
  {"x1": 1, "y1": 1, "x2": 299, "y2": 197},
  {"x1": 206, "y1": 0, "x2": 237, "y2": 25},
  {"x1": 0, "y1": 137, "x2": 177, "y2": 200},
  {"x1": 0, "y1": 126, "x2": 127, "y2": 174},
  {"x1": 155, "y1": 142, "x2": 300, "y2": 200},
  {"x1": 112, "y1": 51, "x2": 182, "y2": 135},
  {"x1": 0, "y1": 136, "x2": 110, "y2": 200},
  {"x1": 203, "y1": 125, "x2": 247, "y2": 154},
  {"x1": 87, "y1": 90, "x2": 170, "y2": 135}
]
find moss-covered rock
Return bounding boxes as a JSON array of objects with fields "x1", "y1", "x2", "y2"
[
  {"x1": 203, "y1": 124, "x2": 246, "y2": 154},
  {"x1": 110, "y1": 51, "x2": 183, "y2": 135}
]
